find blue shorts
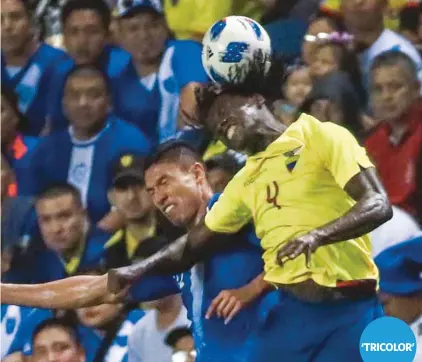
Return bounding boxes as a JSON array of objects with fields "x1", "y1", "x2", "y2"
[{"x1": 245, "y1": 293, "x2": 384, "y2": 362}]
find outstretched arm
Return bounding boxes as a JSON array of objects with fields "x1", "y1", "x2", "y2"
[
  {"x1": 1, "y1": 274, "x2": 125, "y2": 309},
  {"x1": 108, "y1": 225, "x2": 228, "y2": 293},
  {"x1": 278, "y1": 167, "x2": 393, "y2": 265}
]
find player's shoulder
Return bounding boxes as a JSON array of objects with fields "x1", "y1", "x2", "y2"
[
  {"x1": 105, "y1": 45, "x2": 132, "y2": 78},
  {"x1": 38, "y1": 43, "x2": 68, "y2": 60}
]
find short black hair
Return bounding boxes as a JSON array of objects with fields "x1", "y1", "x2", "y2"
[
  {"x1": 36, "y1": 183, "x2": 83, "y2": 207},
  {"x1": 64, "y1": 64, "x2": 111, "y2": 93},
  {"x1": 205, "y1": 151, "x2": 243, "y2": 175},
  {"x1": 165, "y1": 327, "x2": 193, "y2": 347},
  {"x1": 196, "y1": 53, "x2": 286, "y2": 124},
  {"x1": 370, "y1": 50, "x2": 418, "y2": 81},
  {"x1": 1, "y1": 83, "x2": 29, "y2": 133},
  {"x1": 144, "y1": 140, "x2": 203, "y2": 172},
  {"x1": 32, "y1": 317, "x2": 80, "y2": 346},
  {"x1": 61, "y1": 0, "x2": 111, "y2": 30}
]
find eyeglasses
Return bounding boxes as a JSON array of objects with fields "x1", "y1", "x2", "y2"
[{"x1": 172, "y1": 350, "x2": 197, "y2": 362}]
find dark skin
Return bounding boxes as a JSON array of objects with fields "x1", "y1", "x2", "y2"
[{"x1": 107, "y1": 92, "x2": 393, "y2": 295}]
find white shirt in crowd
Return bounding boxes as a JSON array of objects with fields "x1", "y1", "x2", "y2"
[
  {"x1": 128, "y1": 306, "x2": 189, "y2": 362},
  {"x1": 411, "y1": 315, "x2": 422, "y2": 362},
  {"x1": 359, "y1": 29, "x2": 422, "y2": 87},
  {"x1": 371, "y1": 206, "x2": 421, "y2": 257}
]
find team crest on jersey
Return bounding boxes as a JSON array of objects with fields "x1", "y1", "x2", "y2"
[{"x1": 284, "y1": 146, "x2": 302, "y2": 172}]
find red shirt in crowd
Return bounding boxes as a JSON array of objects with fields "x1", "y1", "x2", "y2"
[{"x1": 365, "y1": 100, "x2": 422, "y2": 219}]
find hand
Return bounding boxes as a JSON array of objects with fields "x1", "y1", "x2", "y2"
[
  {"x1": 277, "y1": 231, "x2": 321, "y2": 268},
  {"x1": 205, "y1": 287, "x2": 252, "y2": 324},
  {"x1": 107, "y1": 263, "x2": 146, "y2": 294}
]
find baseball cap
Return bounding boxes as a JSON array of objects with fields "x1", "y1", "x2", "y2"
[
  {"x1": 116, "y1": 0, "x2": 163, "y2": 17},
  {"x1": 375, "y1": 234, "x2": 422, "y2": 295},
  {"x1": 111, "y1": 153, "x2": 145, "y2": 187}
]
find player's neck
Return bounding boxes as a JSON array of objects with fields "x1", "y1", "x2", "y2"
[
  {"x1": 248, "y1": 120, "x2": 287, "y2": 154},
  {"x1": 3, "y1": 39, "x2": 39, "y2": 67},
  {"x1": 187, "y1": 184, "x2": 213, "y2": 231},
  {"x1": 71, "y1": 118, "x2": 108, "y2": 140}
]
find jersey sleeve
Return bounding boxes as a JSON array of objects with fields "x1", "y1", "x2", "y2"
[
  {"x1": 172, "y1": 41, "x2": 209, "y2": 89},
  {"x1": 315, "y1": 120, "x2": 374, "y2": 189},
  {"x1": 128, "y1": 275, "x2": 180, "y2": 302},
  {"x1": 205, "y1": 177, "x2": 252, "y2": 234}
]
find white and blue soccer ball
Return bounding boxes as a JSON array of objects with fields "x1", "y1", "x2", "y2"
[{"x1": 202, "y1": 16, "x2": 272, "y2": 85}]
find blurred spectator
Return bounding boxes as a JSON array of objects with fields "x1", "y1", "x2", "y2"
[
  {"x1": 1, "y1": 0, "x2": 67, "y2": 136},
  {"x1": 48, "y1": 0, "x2": 132, "y2": 132},
  {"x1": 205, "y1": 151, "x2": 244, "y2": 193},
  {"x1": 321, "y1": 0, "x2": 412, "y2": 31},
  {"x1": 376, "y1": 235, "x2": 422, "y2": 361},
  {"x1": 300, "y1": 71, "x2": 364, "y2": 137},
  {"x1": 4, "y1": 184, "x2": 112, "y2": 283},
  {"x1": 76, "y1": 269, "x2": 144, "y2": 362},
  {"x1": 399, "y1": 3, "x2": 422, "y2": 52},
  {"x1": 1, "y1": 303, "x2": 53, "y2": 360},
  {"x1": 31, "y1": 318, "x2": 85, "y2": 362},
  {"x1": 2, "y1": 84, "x2": 38, "y2": 196},
  {"x1": 1, "y1": 156, "x2": 39, "y2": 277},
  {"x1": 371, "y1": 206, "x2": 420, "y2": 257},
  {"x1": 163, "y1": 0, "x2": 264, "y2": 42},
  {"x1": 128, "y1": 295, "x2": 189, "y2": 362},
  {"x1": 29, "y1": 66, "x2": 151, "y2": 228},
  {"x1": 1, "y1": 188, "x2": 53, "y2": 360},
  {"x1": 165, "y1": 327, "x2": 196, "y2": 362},
  {"x1": 306, "y1": 32, "x2": 366, "y2": 103},
  {"x1": 273, "y1": 65, "x2": 312, "y2": 125},
  {"x1": 365, "y1": 51, "x2": 422, "y2": 224},
  {"x1": 341, "y1": 0, "x2": 422, "y2": 86},
  {"x1": 105, "y1": 153, "x2": 174, "y2": 265},
  {"x1": 116, "y1": 0, "x2": 209, "y2": 143},
  {"x1": 302, "y1": 15, "x2": 344, "y2": 65}
]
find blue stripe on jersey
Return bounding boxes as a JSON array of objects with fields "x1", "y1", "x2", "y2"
[{"x1": 1, "y1": 305, "x2": 53, "y2": 358}]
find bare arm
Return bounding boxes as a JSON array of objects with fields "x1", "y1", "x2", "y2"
[
  {"x1": 108, "y1": 225, "x2": 229, "y2": 292},
  {"x1": 97, "y1": 209, "x2": 126, "y2": 233},
  {"x1": 1, "y1": 274, "x2": 125, "y2": 309},
  {"x1": 278, "y1": 167, "x2": 393, "y2": 264}
]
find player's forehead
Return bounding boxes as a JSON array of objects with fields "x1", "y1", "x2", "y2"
[
  {"x1": 145, "y1": 161, "x2": 183, "y2": 185},
  {"x1": 207, "y1": 93, "x2": 248, "y2": 125}
]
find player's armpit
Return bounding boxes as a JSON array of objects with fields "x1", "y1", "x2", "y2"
[{"x1": 0, "y1": 275, "x2": 123, "y2": 310}]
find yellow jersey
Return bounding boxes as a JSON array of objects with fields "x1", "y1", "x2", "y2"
[{"x1": 205, "y1": 114, "x2": 378, "y2": 288}]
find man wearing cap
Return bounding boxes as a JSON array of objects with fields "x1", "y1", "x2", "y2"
[
  {"x1": 115, "y1": 0, "x2": 209, "y2": 144},
  {"x1": 376, "y1": 234, "x2": 422, "y2": 361},
  {"x1": 104, "y1": 153, "x2": 179, "y2": 265}
]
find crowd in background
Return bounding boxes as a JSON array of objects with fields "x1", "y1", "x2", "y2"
[{"x1": 1, "y1": 0, "x2": 422, "y2": 361}]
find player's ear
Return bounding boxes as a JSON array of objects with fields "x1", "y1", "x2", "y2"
[{"x1": 190, "y1": 162, "x2": 207, "y2": 184}]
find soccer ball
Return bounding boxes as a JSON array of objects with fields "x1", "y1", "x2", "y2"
[{"x1": 202, "y1": 16, "x2": 272, "y2": 85}]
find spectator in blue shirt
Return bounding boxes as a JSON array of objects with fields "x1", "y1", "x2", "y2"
[
  {"x1": 116, "y1": 0, "x2": 209, "y2": 144},
  {"x1": 1, "y1": 0, "x2": 68, "y2": 136},
  {"x1": 4, "y1": 184, "x2": 113, "y2": 284},
  {"x1": 1, "y1": 84, "x2": 39, "y2": 196},
  {"x1": 30, "y1": 66, "x2": 151, "y2": 230},
  {"x1": 48, "y1": 0, "x2": 132, "y2": 132},
  {"x1": 31, "y1": 318, "x2": 86, "y2": 362}
]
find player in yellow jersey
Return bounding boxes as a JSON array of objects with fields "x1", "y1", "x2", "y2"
[{"x1": 107, "y1": 57, "x2": 393, "y2": 361}]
